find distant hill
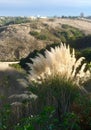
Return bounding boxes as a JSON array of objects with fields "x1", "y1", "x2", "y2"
[{"x1": 0, "y1": 18, "x2": 91, "y2": 61}]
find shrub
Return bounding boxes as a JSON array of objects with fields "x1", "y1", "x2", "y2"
[
  {"x1": 80, "y1": 48, "x2": 91, "y2": 62},
  {"x1": 27, "y1": 43, "x2": 90, "y2": 88},
  {"x1": 60, "y1": 112, "x2": 81, "y2": 130},
  {"x1": 14, "y1": 106, "x2": 81, "y2": 130},
  {"x1": 62, "y1": 24, "x2": 70, "y2": 29},
  {"x1": 29, "y1": 31, "x2": 39, "y2": 36},
  {"x1": 72, "y1": 95, "x2": 91, "y2": 130},
  {"x1": 36, "y1": 34, "x2": 47, "y2": 40},
  {"x1": 0, "y1": 104, "x2": 11, "y2": 130},
  {"x1": 14, "y1": 106, "x2": 56, "y2": 130},
  {"x1": 29, "y1": 31, "x2": 47, "y2": 40},
  {"x1": 27, "y1": 43, "x2": 90, "y2": 122},
  {"x1": 9, "y1": 63, "x2": 22, "y2": 71},
  {"x1": 30, "y1": 75, "x2": 79, "y2": 120}
]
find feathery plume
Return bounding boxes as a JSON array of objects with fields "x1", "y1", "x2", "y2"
[{"x1": 27, "y1": 43, "x2": 90, "y2": 90}]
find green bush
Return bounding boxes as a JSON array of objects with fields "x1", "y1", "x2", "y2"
[
  {"x1": 14, "y1": 106, "x2": 81, "y2": 130},
  {"x1": 9, "y1": 63, "x2": 23, "y2": 71},
  {"x1": 62, "y1": 24, "x2": 70, "y2": 29},
  {"x1": 60, "y1": 112, "x2": 81, "y2": 130},
  {"x1": 29, "y1": 31, "x2": 47, "y2": 40},
  {"x1": 29, "y1": 31, "x2": 39, "y2": 36},
  {"x1": 36, "y1": 34, "x2": 47, "y2": 40},
  {"x1": 72, "y1": 95, "x2": 91, "y2": 130},
  {"x1": 14, "y1": 106, "x2": 56, "y2": 130},
  {"x1": 80, "y1": 48, "x2": 91, "y2": 62},
  {"x1": 30, "y1": 76, "x2": 79, "y2": 120},
  {"x1": 0, "y1": 104, "x2": 11, "y2": 130}
]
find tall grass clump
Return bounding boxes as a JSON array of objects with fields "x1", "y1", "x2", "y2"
[{"x1": 27, "y1": 43, "x2": 90, "y2": 121}]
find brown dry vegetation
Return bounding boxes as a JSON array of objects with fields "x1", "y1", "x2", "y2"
[
  {"x1": 1, "y1": 18, "x2": 91, "y2": 129},
  {"x1": 43, "y1": 18, "x2": 91, "y2": 34},
  {"x1": 0, "y1": 18, "x2": 91, "y2": 61}
]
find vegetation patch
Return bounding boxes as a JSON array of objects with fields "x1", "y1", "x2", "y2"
[{"x1": 9, "y1": 63, "x2": 23, "y2": 71}]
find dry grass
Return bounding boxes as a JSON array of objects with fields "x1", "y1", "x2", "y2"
[
  {"x1": 28, "y1": 43, "x2": 90, "y2": 93},
  {"x1": 43, "y1": 18, "x2": 91, "y2": 35}
]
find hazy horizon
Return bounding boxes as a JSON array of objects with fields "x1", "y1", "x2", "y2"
[{"x1": 0, "y1": 0, "x2": 91, "y2": 17}]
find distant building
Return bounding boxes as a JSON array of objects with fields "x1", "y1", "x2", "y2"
[
  {"x1": 0, "y1": 16, "x2": 5, "y2": 20},
  {"x1": 30, "y1": 16, "x2": 37, "y2": 20},
  {"x1": 40, "y1": 16, "x2": 47, "y2": 19}
]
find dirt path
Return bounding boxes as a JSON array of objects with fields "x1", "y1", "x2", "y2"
[{"x1": 0, "y1": 62, "x2": 19, "y2": 70}]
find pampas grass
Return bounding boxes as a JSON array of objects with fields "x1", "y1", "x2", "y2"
[
  {"x1": 27, "y1": 43, "x2": 91, "y2": 120},
  {"x1": 27, "y1": 43, "x2": 90, "y2": 91}
]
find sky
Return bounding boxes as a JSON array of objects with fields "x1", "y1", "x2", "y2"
[{"x1": 0, "y1": 0, "x2": 91, "y2": 16}]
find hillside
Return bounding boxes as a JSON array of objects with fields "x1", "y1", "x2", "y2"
[
  {"x1": 43, "y1": 18, "x2": 91, "y2": 35},
  {"x1": 1, "y1": 18, "x2": 91, "y2": 130},
  {"x1": 0, "y1": 18, "x2": 91, "y2": 61}
]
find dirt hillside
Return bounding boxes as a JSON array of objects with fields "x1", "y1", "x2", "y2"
[{"x1": 0, "y1": 18, "x2": 91, "y2": 61}]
